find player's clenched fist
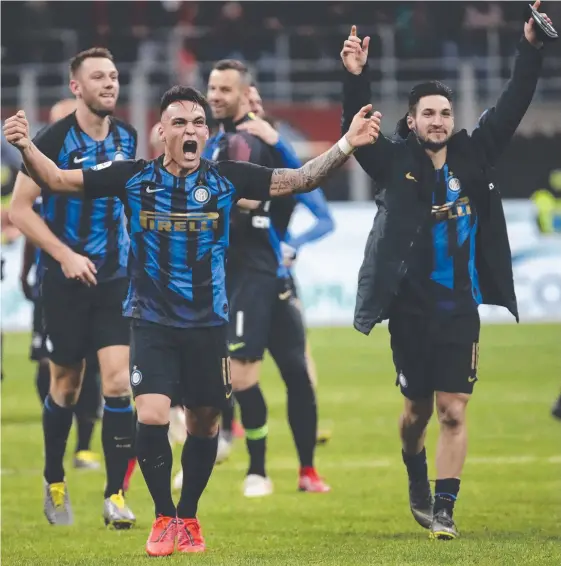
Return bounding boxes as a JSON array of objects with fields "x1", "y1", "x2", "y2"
[
  {"x1": 340, "y1": 25, "x2": 370, "y2": 76},
  {"x1": 345, "y1": 104, "x2": 382, "y2": 148},
  {"x1": 3, "y1": 110, "x2": 31, "y2": 151}
]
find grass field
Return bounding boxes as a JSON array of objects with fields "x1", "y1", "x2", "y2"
[{"x1": 2, "y1": 324, "x2": 561, "y2": 565}]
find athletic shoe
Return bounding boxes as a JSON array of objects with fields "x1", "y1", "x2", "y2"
[
  {"x1": 243, "y1": 474, "x2": 273, "y2": 497},
  {"x1": 298, "y1": 467, "x2": 331, "y2": 492},
  {"x1": 103, "y1": 490, "x2": 136, "y2": 529},
  {"x1": 44, "y1": 480, "x2": 73, "y2": 525},
  {"x1": 146, "y1": 515, "x2": 177, "y2": 557},
  {"x1": 216, "y1": 433, "x2": 232, "y2": 465},
  {"x1": 409, "y1": 479, "x2": 434, "y2": 529},
  {"x1": 429, "y1": 509, "x2": 459, "y2": 540},
  {"x1": 177, "y1": 517, "x2": 206, "y2": 553},
  {"x1": 73, "y1": 450, "x2": 101, "y2": 470},
  {"x1": 172, "y1": 469, "x2": 183, "y2": 492}
]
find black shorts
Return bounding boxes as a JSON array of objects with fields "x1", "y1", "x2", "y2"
[
  {"x1": 227, "y1": 271, "x2": 304, "y2": 361},
  {"x1": 30, "y1": 298, "x2": 48, "y2": 361},
  {"x1": 41, "y1": 271, "x2": 129, "y2": 366},
  {"x1": 129, "y1": 319, "x2": 232, "y2": 410},
  {"x1": 388, "y1": 311, "x2": 481, "y2": 400}
]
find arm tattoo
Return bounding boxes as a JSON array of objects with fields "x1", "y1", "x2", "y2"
[{"x1": 270, "y1": 143, "x2": 350, "y2": 197}]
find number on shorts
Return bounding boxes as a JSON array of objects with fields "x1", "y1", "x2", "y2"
[{"x1": 222, "y1": 357, "x2": 232, "y2": 388}]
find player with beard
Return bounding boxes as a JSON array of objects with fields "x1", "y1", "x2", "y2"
[
  {"x1": 21, "y1": 98, "x2": 103, "y2": 472},
  {"x1": 9, "y1": 48, "x2": 137, "y2": 528},
  {"x1": 340, "y1": 1, "x2": 553, "y2": 539},
  {"x1": 207, "y1": 60, "x2": 331, "y2": 497},
  {"x1": 5, "y1": 85, "x2": 379, "y2": 554}
]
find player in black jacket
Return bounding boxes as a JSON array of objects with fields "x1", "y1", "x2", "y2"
[{"x1": 340, "y1": 0, "x2": 553, "y2": 540}]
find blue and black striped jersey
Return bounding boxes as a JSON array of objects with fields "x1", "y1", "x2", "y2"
[
  {"x1": 395, "y1": 164, "x2": 482, "y2": 314},
  {"x1": 83, "y1": 156, "x2": 274, "y2": 328},
  {"x1": 21, "y1": 112, "x2": 137, "y2": 281}
]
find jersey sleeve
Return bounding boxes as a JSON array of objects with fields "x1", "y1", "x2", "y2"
[
  {"x1": 82, "y1": 160, "x2": 140, "y2": 200},
  {"x1": 216, "y1": 160, "x2": 274, "y2": 201},
  {"x1": 20, "y1": 123, "x2": 67, "y2": 176}
]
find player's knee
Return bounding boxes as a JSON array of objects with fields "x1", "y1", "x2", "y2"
[
  {"x1": 49, "y1": 363, "x2": 82, "y2": 407},
  {"x1": 403, "y1": 397, "x2": 434, "y2": 427},
  {"x1": 436, "y1": 400, "x2": 467, "y2": 430},
  {"x1": 230, "y1": 359, "x2": 260, "y2": 392},
  {"x1": 186, "y1": 407, "x2": 221, "y2": 437},
  {"x1": 101, "y1": 367, "x2": 131, "y2": 397},
  {"x1": 135, "y1": 394, "x2": 171, "y2": 425}
]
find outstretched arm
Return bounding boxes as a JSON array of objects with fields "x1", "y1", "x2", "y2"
[
  {"x1": 3, "y1": 111, "x2": 84, "y2": 193},
  {"x1": 268, "y1": 104, "x2": 380, "y2": 197},
  {"x1": 471, "y1": 1, "x2": 549, "y2": 164}
]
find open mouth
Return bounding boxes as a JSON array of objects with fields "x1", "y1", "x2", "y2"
[{"x1": 183, "y1": 140, "x2": 197, "y2": 154}]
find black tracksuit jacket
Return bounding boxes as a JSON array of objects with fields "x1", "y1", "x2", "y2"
[{"x1": 341, "y1": 37, "x2": 544, "y2": 335}]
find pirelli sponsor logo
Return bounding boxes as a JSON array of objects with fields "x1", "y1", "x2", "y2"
[
  {"x1": 432, "y1": 196, "x2": 472, "y2": 221},
  {"x1": 139, "y1": 210, "x2": 219, "y2": 232}
]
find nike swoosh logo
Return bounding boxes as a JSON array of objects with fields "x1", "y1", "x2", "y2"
[
  {"x1": 468, "y1": 377, "x2": 477, "y2": 383},
  {"x1": 278, "y1": 290, "x2": 292, "y2": 300},
  {"x1": 225, "y1": 390, "x2": 232, "y2": 399},
  {"x1": 74, "y1": 157, "x2": 88, "y2": 164},
  {"x1": 228, "y1": 342, "x2": 246, "y2": 352},
  {"x1": 405, "y1": 172, "x2": 417, "y2": 182},
  {"x1": 146, "y1": 187, "x2": 165, "y2": 193}
]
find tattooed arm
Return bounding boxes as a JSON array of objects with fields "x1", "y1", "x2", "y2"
[
  {"x1": 218, "y1": 104, "x2": 381, "y2": 202},
  {"x1": 269, "y1": 103, "x2": 380, "y2": 197},
  {"x1": 269, "y1": 143, "x2": 350, "y2": 196}
]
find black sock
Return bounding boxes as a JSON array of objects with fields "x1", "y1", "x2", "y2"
[
  {"x1": 75, "y1": 416, "x2": 95, "y2": 453},
  {"x1": 102, "y1": 396, "x2": 134, "y2": 498},
  {"x1": 136, "y1": 422, "x2": 176, "y2": 518},
  {"x1": 283, "y1": 371, "x2": 317, "y2": 469},
  {"x1": 43, "y1": 395, "x2": 74, "y2": 484},
  {"x1": 177, "y1": 434, "x2": 218, "y2": 519},
  {"x1": 235, "y1": 384, "x2": 267, "y2": 477},
  {"x1": 434, "y1": 478, "x2": 461, "y2": 517},
  {"x1": 35, "y1": 362, "x2": 50, "y2": 405},
  {"x1": 402, "y1": 447, "x2": 429, "y2": 483},
  {"x1": 221, "y1": 400, "x2": 234, "y2": 439}
]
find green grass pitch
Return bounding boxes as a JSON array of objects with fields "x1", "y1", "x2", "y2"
[{"x1": 2, "y1": 324, "x2": 560, "y2": 565}]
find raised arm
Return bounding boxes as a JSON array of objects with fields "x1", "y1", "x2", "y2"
[
  {"x1": 340, "y1": 25, "x2": 393, "y2": 179},
  {"x1": 269, "y1": 104, "x2": 380, "y2": 197},
  {"x1": 3, "y1": 111, "x2": 84, "y2": 193},
  {"x1": 471, "y1": 2, "x2": 550, "y2": 165}
]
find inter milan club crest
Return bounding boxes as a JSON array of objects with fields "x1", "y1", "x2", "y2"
[
  {"x1": 193, "y1": 185, "x2": 211, "y2": 204},
  {"x1": 447, "y1": 176, "x2": 461, "y2": 192},
  {"x1": 130, "y1": 366, "x2": 142, "y2": 386}
]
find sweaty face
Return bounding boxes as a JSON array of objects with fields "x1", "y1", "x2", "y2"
[
  {"x1": 248, "y1": 86, "x2": 264, "y2": 118},
  {"x1": 207, "y1": 69, "x2": 248, "y2": 121},
  {"x1": 408, "y1": 95, "x2": 454, "y2": 151},
  {"x1": 70, "y1": 57, "x2": 119, "y2": 117},
  {"x1": 159, "y1": 101, "x2": 209, "y2": 171}
]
